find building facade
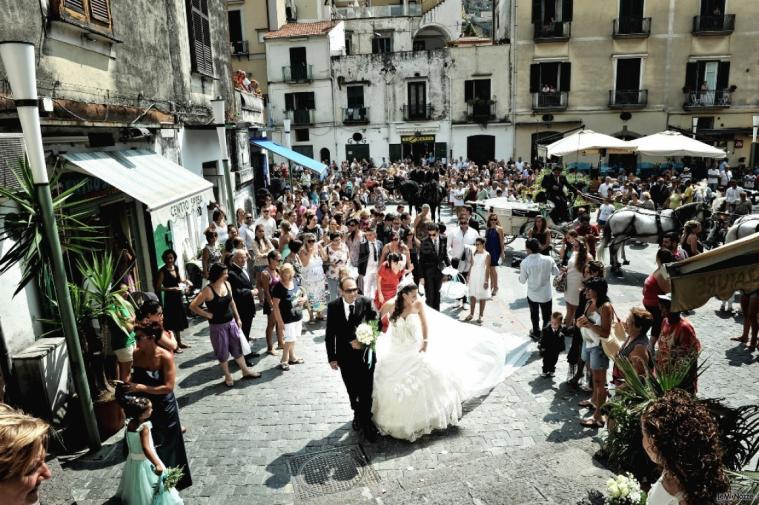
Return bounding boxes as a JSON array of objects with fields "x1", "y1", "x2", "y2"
[{"x1": 511, "y1": 0, "x2": 759, "y2": 169}]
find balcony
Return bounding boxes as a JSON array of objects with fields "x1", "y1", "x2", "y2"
[
  {"x1": 683, "y1": 89, "x2": 731, "y2": 110},
  {"x1": 285, "y1": 108, "x2": 315, "y2": 126},
  {"x1": 692, "y1": 14, "x2": 735, "y2": 35},
  {"x1": 281, "y1": 64, "x2": 313, "y2": 83},
  {"x1": 233, "y1": 89, "x2": 264, "y2": 125},
  {"x1": 402, "y1": 103, "x2": 433, "y2": 121},
  {"x1": 613, "y1": 17, "x2": 651, "y2": 38},
  {"x1": 231, "y1": 40, "x2": 249, "y2": 57},
  {"x1": 608, "y1": 89, "x2": 648, "y2": 109},
  {"x1": 532, "y1": 91, "x2": 568, "y2": 111},
  {"x1": 342, "y1": 107, "x2": 370, "y2": 124},
  {"x1": 466, "y1": 99, "x2": 496, "y2": 122},
  {"x1": 534, "y1": 21, "x2": 571, "y2": 42},
  {"x1": 332, "y1": 3, "x2": 421, "y2": 19}
]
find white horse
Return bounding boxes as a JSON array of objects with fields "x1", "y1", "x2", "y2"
[
  {"x1": 725, "y1": 214, "x2": 759, "y2": 243},
  {"x1": 597, "y1": 202, "x2": 712, "y2": 272}
]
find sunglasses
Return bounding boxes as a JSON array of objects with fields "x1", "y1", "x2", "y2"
[
  {"x1": 343, "y1": 288, "x2": 358, "y2": 293},
  {"x1": 307, "y1": 239, "x2": 316, "y2": 243},
  {"x1": 392, "y1": 237, "x2": 399, "y2": 241},
  {"x1": 429, "y1": 233, "x2": 438, "y2": 238}
]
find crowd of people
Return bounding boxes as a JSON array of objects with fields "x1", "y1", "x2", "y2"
[{"x1": 1, "y1": 151, "x2": 757, "y2": 504}]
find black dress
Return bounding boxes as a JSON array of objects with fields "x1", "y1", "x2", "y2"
[
  {"x1": 160, "y1": 266, "x2": 189, "y2": 332},
  {"x1": 132, "y1": 366, "x2": 193, "y2": 489}
]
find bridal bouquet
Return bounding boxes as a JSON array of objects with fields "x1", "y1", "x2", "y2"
[
  {"x1": 604, "y1": 473, "x2": 645, "y2": 505},
  {"x1": 356, "y1": 320, "x2": 380, "y2": 367}
]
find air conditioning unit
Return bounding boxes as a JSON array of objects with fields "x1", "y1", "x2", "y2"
[
  {"x1": 0, "y1": 133, "x2": 26, "y2": 191},
  {"x1": 12, "y1": 338, "x2": 72, "y2": 423}
]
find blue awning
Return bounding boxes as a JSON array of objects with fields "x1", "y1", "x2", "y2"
[{"x1": 251, "y1": 139, "x2": 327, "y2": 178}]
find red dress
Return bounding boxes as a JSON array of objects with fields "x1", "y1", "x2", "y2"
[{"x1": 374, "y1": 264, "x2": 405, "y2": 331}]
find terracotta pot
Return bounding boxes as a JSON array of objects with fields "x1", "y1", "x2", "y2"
[{"x1": 94, "y1": 397, "x2": 124, "y2": 439}]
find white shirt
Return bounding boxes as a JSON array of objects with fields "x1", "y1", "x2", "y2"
[
  {"x1": 254, "y1": 216, "x2": 277, "y2": 239},
  {"x1": 598, "y1": 183, "x2": 610, "y2": 198},
  {"x1": 342, "y1": 299, "x2": 356, "y2": 320},
  {"x1": 598, "y1": 203, "x2": 615, "y2": 222},
  {"x1": 239, "y1": 223, "x2": 256, "y2": 250},
  {"x1": 366, "y1": 240, "x2": 380, "y2": 273},
  {"x1": 518, "y1": 253, "x2": 560, "y2": 303},
  {"x1": 448, "y1": 226, "x2": 479, "y2": 260},
  {"x1": 725, "y1": 186, "x2": 742, "y2": 203},
  {"x1": 708, "y1": 167, "x2": 720, "y2": 184}
]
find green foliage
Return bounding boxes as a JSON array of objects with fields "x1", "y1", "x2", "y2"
[
  {"x1": 726, "y1": 470, "x2": 759, "y2": 505},
  {"x1": 0, "y1": 159, "x2": 101, "y2": 295}
]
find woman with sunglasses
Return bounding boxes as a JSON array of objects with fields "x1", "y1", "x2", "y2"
[
  {"x1": 201, "y1": 228, "x2": 221, "y2": 285},
  {"x1": 484, "y1": 212, "x2": 505, "y2": 295},
  {"x1": 300, "y1": 233, "x2": 328, "y2": 323},
  {"x1": 251, "y1": 224, "x2": 275, "y2": 306},
  {"x1": 261, "y1": 250, "x2": 285, "y2": 355},
  {"x1": 379, "y1": 231, "x2": 411, "y2": 271}
]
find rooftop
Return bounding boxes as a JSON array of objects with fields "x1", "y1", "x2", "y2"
[{"x1": 264, "y1": 21, "x2": 336, "y2": 40}]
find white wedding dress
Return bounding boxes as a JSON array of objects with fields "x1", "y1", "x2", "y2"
[{"x1": 372, "y1": 306, "x2": 531, "y2": 442}]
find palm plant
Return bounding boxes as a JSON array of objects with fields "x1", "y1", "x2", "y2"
[{"x1": 0, "y1": 158, "x2": 101, "y2": 296}]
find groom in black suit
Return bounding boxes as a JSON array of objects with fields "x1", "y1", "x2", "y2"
[
  {"x1": 325, "y1": 276, "x2": 380, "y2": 441},
  {"x1": 419, "y1": 222, "x2": 450, "y2": 311}
]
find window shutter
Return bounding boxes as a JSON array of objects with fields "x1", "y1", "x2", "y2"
[
  {"x1": 89, "y1": 0, "x2": 111, "y2": 24},
  {"x1": 531, "y1": 0, "x2": 542, "y2": 23},
  {"x1": 717, "y1": 61, "x2": 730, "y2": 90},
  {"x1": 560, "y1": 62, "x2": 571, "y2": 91},
  {"x1": 464, "y1": 81, "x2": 474, "y2": 102},
  {"x1": 64, "y1": 0, "x2": 85, "y2": 14},
  {"x1": 684, "y1": 62, "x2": 698, "y2": 90},
  {"x1": 529, "y1": 64, "x2": 540, "y2": 93},
  {"x1": 305, "y1": 92, "x2": 316, "y2": 110},
  {"x1": 284, "y1": 94, "x2": 294, "y2": 111},
  {"x1": 562, "y1": 0, "x2": 573, "y2": 21},
  {"x1": 187, "y1": 0, "x2": 213, "y2": 75}
]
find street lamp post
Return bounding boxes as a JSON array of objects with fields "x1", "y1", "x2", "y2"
[
  {"x1": 0, "y1": 41, "x2": 100, "y2": 450},
  {"x1": 211, "y1": 98, "x2": 236, "y2": 219},
  {"x1": 283, "y1": 118, "x2": 293, "y2": 189}
]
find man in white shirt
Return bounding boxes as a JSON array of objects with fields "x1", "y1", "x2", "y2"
[
  {"x1": 254, "y1": 207, "x2": 277, "y2": 239},
  {"x1": 519, "y1": 238, "x2": 560, "y2": 339},
  {"x1": 598, "y1": 177, "x2": 612, "y2": 199},
  {"x1": 724, "y1": 179, "x2": 742, "y2": 210},
  {"x1": 707, "y1": 166, "x2": 720, "y2": 190},
  {"x1": 448, "y1": 214, "x2": 479, "y2": 276}
]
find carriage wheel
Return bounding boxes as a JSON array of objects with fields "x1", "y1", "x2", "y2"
[
  {"x1": 504, "y1": 233, "x2": 517, "y2": 244},
  {"x1": 472, "y1": 211, "x2": 487, "y2": 235}
]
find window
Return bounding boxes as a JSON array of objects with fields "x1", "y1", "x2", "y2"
[
  {"x1": 284, "y1": 92, "x2": 315, "y2": 111},
  {"x1": 372, "y1": 33, "x2": 392, "y2": 54},
  {"x1": 696, "y1": 116, "x2": 715, "y2": 130},
  {"x1": 187, "y1": 0, "x2": 213, "y2": 76},
  {"x1": 347, "y1": 86, "x2": 364, "y2": 108},
  {"x1": 295, "y1": 129, "x2": 310, "y2": 142},
  {"x1": 228, "y1": 10, "x2": 245, "y2": 54},
  {"x1": 52, "y1": 0, "x2": 113, "y2": 33},
  {"x1": 345, "y1": 31, "x2": 353, "y2": 55},
  {"x1": 529, "y1": 62, "x2": 571, "y2": 92},
  {"x1": 407, "y1": 82, "x2": 427, "y2": 118},
  {"x1": 684, "y1": 60, "x2": 730, "y2": 105},
  {"x1": 464, "y1": 79, "x2": 491, "y2": 102},
  {"x1": 531, "y1": 0, "x2": 573, "y2": 23},
  {"x1": 289, "y1": 47, "x2": 308, "y2": 80}
]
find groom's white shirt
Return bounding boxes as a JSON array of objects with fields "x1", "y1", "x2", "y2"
[{"x1": 342, "y1": 299, "x2": 355, "y2": 320}]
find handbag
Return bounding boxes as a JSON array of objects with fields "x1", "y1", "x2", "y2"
[
  {"x1": 600, "y1": 304, "x2": 625, "y2": 359},
  {"x1": 553, "y1": 270, "x2": 567, "y2": 293}
]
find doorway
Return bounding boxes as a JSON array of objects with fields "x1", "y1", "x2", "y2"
[
  {"x1": 402, "y1": 140, "x2": 434, "y2": 163},
  {"x1": 467, "y1": 135, "x2": 495, "y2": 166},
  {"x1": 345, "y1": 144, "x2": 370, "y2": 162},
  {"x1": 320, "y1": 147, "x2": 331, "y2": 164}
]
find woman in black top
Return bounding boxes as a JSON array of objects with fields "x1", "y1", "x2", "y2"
[
  {"x1": 271, "y1": 263, "x2": 306, "y2": 371},
  {"x1": 189, "y1": 263, "x2": 261, "y2": 387},
  {"x1": 528, "y1": 215, "x2": 552, "y2": 256},
  {"x1": 155, "y1": 249, "x2": 191, "y2": 351}
]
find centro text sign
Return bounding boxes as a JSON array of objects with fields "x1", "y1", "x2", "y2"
[{"x1": 401, "y1": 135, "x2": 435, "y2": 144}]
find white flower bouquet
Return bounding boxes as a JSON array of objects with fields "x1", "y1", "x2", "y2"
[
  {"x1": 355, "y1": 320, "x2": 380, "y2": 367},
  {"x1": 605, "y1": 473, "x2": 646, "y2": 505}
]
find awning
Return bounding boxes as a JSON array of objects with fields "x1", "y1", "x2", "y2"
[
  {"x1": 61, "y1": 149, "x2": 215, "y2": 225},
  {"x1": 251, "y1": 139, "x2": 327, "y2": 178},
  {"x1": 666, "y1": 234, "x2": 759, "y2": 312}
]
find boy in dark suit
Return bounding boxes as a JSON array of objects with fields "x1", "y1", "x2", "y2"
[{"x1": 539, "y1": 312, "x2": 564, "y2": 377}]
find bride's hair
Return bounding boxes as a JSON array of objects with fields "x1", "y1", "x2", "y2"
[{"x1": 390, "y1": 283, "x2": 417, "y2": 322}]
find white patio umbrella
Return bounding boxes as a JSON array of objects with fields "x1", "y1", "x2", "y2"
[
  {"x1": 545, "y1": 129, "x2": 633, "y2": 157},
  {"x1": 628, "y1": 130, "x2": 726, "y2": 158}
]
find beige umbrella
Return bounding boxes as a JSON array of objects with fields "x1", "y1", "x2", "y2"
[
  {"x1": 545, "y1": 129, "x2": 633, "y2": 157},
  {"x1": 627, "y1": 130, "x2": 726, "y2": 158}
]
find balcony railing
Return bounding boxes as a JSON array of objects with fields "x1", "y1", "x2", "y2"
[
  {"x1": 281, "y1": 64, "x2": 313, "y2": 82},
  {"x1": 332, "y1": 3, "x2": 421, "y2": 19},
  {"x1": 285, "y1": 108, "x2": 315, "y2": 125},
  {"x1": 683, "y1": 89, "x2": 731, "y2": 109},
  {"x1": 534, "y1": 21, "x2": 571, "y2": 41},
  {"x1": 231, "y1": 40, "x2": 249, "y2": 56},
  {"x1": 233, "y1": 89, "x2": 264, "y2": 125},
  {"x1": 402, "y1": 103, "x2": 433, "y2": 120},
  {"x1": 532, "y1": 91, "x2": 568, "y2": 111},
  {"x1": 466, "y1": 99, "x2": 496, "y2": 121},
  {"x1": 608, "y1": 89, "x2": 648, "y2": 108},
  {"x1": 613, "y1": 17, "x2": 651, "y2": 38},
  {"x1": 692, "y1": 14, "x2": 735, "y2": 35},
  {"x1": 342, "y1": 106, "x2": 370, "y2": 124}
]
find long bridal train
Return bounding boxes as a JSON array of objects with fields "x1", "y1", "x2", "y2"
[{"x1": 372, "y1": 304, "x2": 531, "y2": 442}]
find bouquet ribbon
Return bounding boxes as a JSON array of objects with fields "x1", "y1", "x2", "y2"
[{"x1": 363, "y1": 346, "x2": 374, "y2": 369}]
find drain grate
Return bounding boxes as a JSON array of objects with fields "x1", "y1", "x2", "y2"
[{"x1": 287, "y1": 445, "x2": 380, "y2": 500}]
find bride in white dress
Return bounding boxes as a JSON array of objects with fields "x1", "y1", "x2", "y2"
[{"x1": 372, "y1": 279, "x2": 531, "y2": 442}]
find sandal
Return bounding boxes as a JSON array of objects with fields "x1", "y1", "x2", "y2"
[
  {"x1": 731, "y1": 336, "x2": 749, "y2": 343},
  {"x1": 278, "y1": 363, "x2": 290, "y2": 371},
  {"x1": 242, "y1": 371, "x2": 262, "y2": 379},
  {"x1": 174, "y1": 348, "x2": 184, "y2": 354},
  {"x1": 307, "y1": 319, "x2": 317, "y2": 325},
  {"x1": 178, "y1": 343, "x2": 191, "y2": 349},
  {"x1": 580, "y1": 417, "x2": 605, "y2": 428},
  {"x1": 476, "y1": 317, "x2": 483, "y2": 324},
  {"x1": 266, "y1": 349, "x2": 278, "y2": 356},
  {"x1": 224, "y1": 379, "x2": 234, "y2": 387},
  {"x1": 748, "y1": 346, "x2": 756, "y2": 353},
  {"x1": 463, "y1": 314, "x2": 473, "y2": 322},
  {"x1": 288, "y1": 358, "x2": 305, "y2": 365},
  {"x1": 578, "y1": 400, "x2": 595, "y2": 408}
]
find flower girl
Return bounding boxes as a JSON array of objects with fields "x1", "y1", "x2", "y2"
[{"x1": 118, "y1": 396, "x2": 184, "y2": 505}]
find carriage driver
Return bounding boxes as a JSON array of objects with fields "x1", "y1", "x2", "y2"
[{"x1": 541, "y1": 166, "x2": 574, "y2": 223}]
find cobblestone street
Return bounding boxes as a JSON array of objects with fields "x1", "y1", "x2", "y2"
[{"x1": 60, "y1": 210, "x2": 759, "y2": 505}]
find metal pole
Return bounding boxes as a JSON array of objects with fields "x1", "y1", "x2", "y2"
[
  {"x1": 0, "y1": 41, "x2": 100, "y2": 450},
  {"x1": 38, "y1": 184, "x2": 101, "y2": 450}
]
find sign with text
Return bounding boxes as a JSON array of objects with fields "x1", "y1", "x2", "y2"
[{"x1": 400, "y1": 135, "x2": 435, "y2": 144}]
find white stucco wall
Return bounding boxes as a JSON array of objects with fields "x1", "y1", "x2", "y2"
[
  {"x1": 450, "y1": 123, "x2": 514, "y2": 162},
  {"x1": 266, "y1": 36, "x2": 332, "y2": 81},
  {"x1": 449, "y1": 44, "x2": 511, "y2": 120},
  {"x1": 421, "y1": 0, "x2": 464, "y2": 41},
  {"x1": 0, "y1": 239, "x2": 41, "y2": 355},
  {"x1": 178, "y1": 129, "x2": 222, "y2": 176}
]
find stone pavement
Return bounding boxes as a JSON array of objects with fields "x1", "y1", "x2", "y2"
[{"x1": 57, "y1": 207, "x2": 759, "y2": 505}]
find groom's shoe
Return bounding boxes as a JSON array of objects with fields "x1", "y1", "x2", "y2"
[
  {"x1": 364, "y1": 422, "x2": 380, "y2": 443},
  {"x1": 352, "y1": 415, "x2": 361, "y2": 431}
]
